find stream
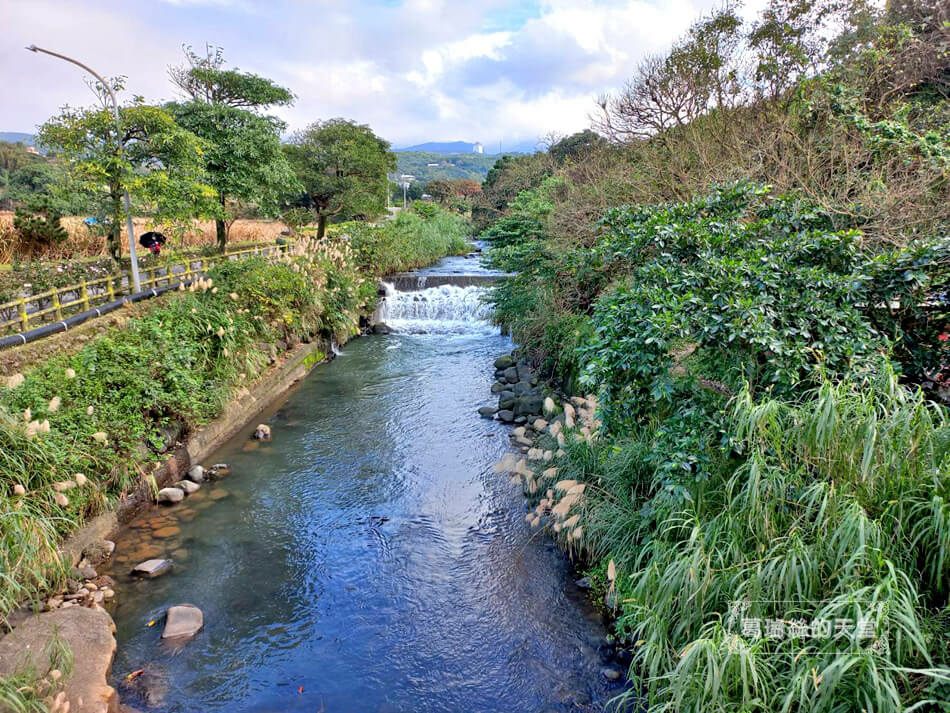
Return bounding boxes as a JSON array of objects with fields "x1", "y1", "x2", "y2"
[{"x1": 103, "y1": 251, "x2": 616, "y2": 712}]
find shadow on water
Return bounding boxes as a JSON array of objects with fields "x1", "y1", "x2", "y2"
[{"x1": 104, "y1": 270, "x2": 622, "y2": 713}]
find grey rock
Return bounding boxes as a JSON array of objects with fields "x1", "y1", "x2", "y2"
[
  {"x1": 515, "y1": 395, "x2": 545, "y2": 417},
  {"x1": 186, "y1": 465, "x2": 205, "y2": 483},
  {"x1": 477, "y1": 406, "x2": 498, "y2": 418},
  {"x1": 162, "y1": 604, "x2": 203, "y2": 639},
  {"x1": 157, "y1": 487, "x2": 185, "y2": 504},
  {"x1": 516, "y1": 363, "x2": 532, "y2": 381},
  {"x1": 601, "y1": 667, "x2": 624, "y2": 682},
  {"x1": 499, "y1": 389, "x2": 515, "y2": 401},
  {"x1": 82, "y1": 540, "x2": 115, "y2": 565},
  {"x1": 371, "y1": 323, "x2": 392, "y2": 335},
  {"x1": 503, "y1": 366, "x2": 519, "y2": 383},
  {"x1": 490, "y1": 381, "x2": 506, "y2": 393},
  {"x1": 497, "y1": 410, "x2": 515, "y2": 423},
  {"x1": 79, "y1": 565, "x2": 97, "y2": 580},
  {"x1": 512, "y1": 381, "x2": 533, "y2": 395},
  {"x1": 514, "y1": 416, "x2": 527, "y2": 425},
  {"x1": 176, "y1": 480, "x2": 200, "y2": 494},
  {"x1": 498, "y1": 397, "x2": 516, "y2": 410},
  {"x1": 493, "y1": 355, "x2": 514, "y2": 370},
  {"x1": 132, "y1": 559, "x2": 172, "y2": 578}
]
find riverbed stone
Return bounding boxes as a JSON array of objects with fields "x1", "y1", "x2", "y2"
[
  {"x1": 601, "y1": 666, "x2": 624, "y2": 682},
  {"x1": 132, "y1": 559, "x2": 172, "y2": 578},
  {"x1": 498, "y1": 396, "x2": 516, "y2": 410},
  {"x1": 477, "y1": 406, "x2": 498, "y2": 418},
  {"x1": 162, "y1": 604, "x2": 203, "y2": 640},
  {"x1": 176, "y1": 480, "x2": 200, "y2": 494},
  {"x1": 493, "y1": 355, "x2": 514, "y2": 369},
  {"x1": 371, "y1": 323, "x2": 392, "y2": 334},
  {"x1": 513, "y1": 381, "x2": 533, "y2": 395},
  {"x1": 157, "y1": 487, "x2": 184, "y2": 504},
  {"x1": 187, "y1": 465, "x2": 205, "y2": 483},
  {"x1": 152, "y1": 526, "x2": 181, "y2": 539},
  {"x1": 0, "y1": 606, "x2": 118, "y2": 713},
  {"x1": 496, "y1": 409, "x2": 515, "y2": 423},
  {"x1": 515, "y1": 395, "x2": 545, "y2": 417},
  {"x1": 503, "y1": 366, "x2": 519, "y2": 383},
  {"x1": 490, "y1": 381, "x2": 506, "y2": 393}
]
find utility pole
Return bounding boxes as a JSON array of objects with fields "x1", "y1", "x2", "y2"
[{"x1": 26, "y1": 45, "x2": 142, "y2": 292}]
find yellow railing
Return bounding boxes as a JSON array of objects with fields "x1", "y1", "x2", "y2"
[{"x1": 0, "y1": 242, "x2": 292, "y2": 337}]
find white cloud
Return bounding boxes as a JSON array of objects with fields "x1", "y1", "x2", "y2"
[{"x1": 2, "y1": 0, "x2": 765, "y2": 148}]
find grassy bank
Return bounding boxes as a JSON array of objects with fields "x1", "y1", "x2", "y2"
[
  {"x1": 487, "y1": 183, "x2": 950, "y2": 710},
  {"x1": 0, "y1": 205, "x2": 469, "y2": 622}
]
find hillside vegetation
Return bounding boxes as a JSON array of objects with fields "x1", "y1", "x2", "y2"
[{"x1": 481, "y1": 1, "x2": 950, "y2": 710}]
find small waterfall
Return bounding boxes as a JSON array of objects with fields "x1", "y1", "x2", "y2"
[{"x1": 376, "y1": 282, "x2": 495, "y2": 335}]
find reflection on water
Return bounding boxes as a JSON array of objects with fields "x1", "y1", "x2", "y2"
[{"x1": 105, "y1": 279, "x2": 617, "y2": 713}]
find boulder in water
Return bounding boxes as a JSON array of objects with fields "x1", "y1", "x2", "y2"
[
  {"x1": 490, "y1": 381, "x2": 506, "y2": 393},
  {"x1": 253, "y1": 424, "x2": 271, "y2": 441},
  {"x1": 372, "y1": 323, "x2": 392, "y2": 335},
  {"x1": 494, "y1": 355, "x2": 514, "y2": 370},
  {"x1": 497, "y1": 410, "x2": 515, "y2": 423},
  {"x1": 477, "y1": 406, "x2": 498, "y2": 418},
  {"x1": 187, "y1": 465, "x2": 205, "y2": 483},
  {"x1": 162, "y1": 604, "x2": 203, "y2": 640},
  {"x1": 157, "y1": 487, "x2": 184, "y2": 504},
  {"x1": 133, "y1": 559, "x2": 172, "y2": 578},
  {"x1": 176, "y1": 480, "x2": 200, "y2": 494}
]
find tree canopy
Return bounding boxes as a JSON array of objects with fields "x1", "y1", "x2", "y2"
[
  {"x1": 39, "y1": 82, "x2": 214, "y2": 260},
  {"x1": 285, "y1": 119, "x2": 395, "y2": 238},
  {"x1": 166, "y1": 45, "x2": 298, "y2": 250}
]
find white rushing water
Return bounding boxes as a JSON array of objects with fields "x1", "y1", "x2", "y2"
[{"x1": 377, "y1": 282, "x2": 497, "y2": 335}]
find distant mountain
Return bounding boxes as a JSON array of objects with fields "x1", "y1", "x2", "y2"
[
  {"x1": 0, "y1": 132, "x2": 37, "y2": 147},
  {"x1": 395, "y1": 139, "x2": 540, "y2": 155},
  {"x1": 395, "y1": 141, "x2": 481, "y2": 154}
]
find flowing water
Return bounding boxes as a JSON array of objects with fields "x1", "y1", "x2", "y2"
[{"x1": 104, "y1": 255, "x2": 616, "y2": 712}]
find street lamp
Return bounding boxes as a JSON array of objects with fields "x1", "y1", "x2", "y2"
[{"x1": 26, "y1": 45, "x2": 142, "y2": 292}]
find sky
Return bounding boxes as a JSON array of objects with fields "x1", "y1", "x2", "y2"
[{"x1": 2, "y1": 0, "x2": 767, "y2": 152}]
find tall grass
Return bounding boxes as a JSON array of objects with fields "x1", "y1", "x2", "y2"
[
  {"x1": 527, "y1": 371, "x2": 950, "y2": 711},
  {"x1": 337, "y1": 206, "x2": 471, "y2": 275}
]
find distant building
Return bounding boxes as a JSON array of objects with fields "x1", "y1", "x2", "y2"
[
  {"x1": 473, "y1": 142, "x2": 483, "y2": 154},
  {"x1": 25, "y1": 146, "x2": 39, "y2": 155}
]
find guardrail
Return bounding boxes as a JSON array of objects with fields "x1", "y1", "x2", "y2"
[{"x1": 0, "y1": 242, "x2": 291, "y2": 337}]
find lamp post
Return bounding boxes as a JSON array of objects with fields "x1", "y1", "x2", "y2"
[{"x1": 26, "y1": 45, "x2": 142, "y2": 292}]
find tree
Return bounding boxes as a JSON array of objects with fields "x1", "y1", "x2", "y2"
[
  {"x1": 594, "y1": 4, "x2": 745, "y2": 140},
  {"x1": 285, "y1": 119, "x2": 395, "y2": 238},
  {"x1": 166, "y1": 45, "x2": 299, "y2": 251},
  {"x1": 548, "y1": 130, "x2": 607, "y2": 163},
  {"x1": 39, "y1": 81, "x2": 214, "y2": 261},
  {"x1": 425, "y1": 179, "x2": 454, "y2": 203}
]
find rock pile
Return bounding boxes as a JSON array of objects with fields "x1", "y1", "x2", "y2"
[
  {"x1": 478, "y1": 354, "x2": 552, "y2": 423},
  {"x1": 42, "y1": 544, "x2": 117, "y2": 613}
]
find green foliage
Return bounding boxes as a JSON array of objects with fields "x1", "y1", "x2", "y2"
[
  {"x1": 491, "y1": 180, "x2": 950, "y2": 711},
  {"x1": 166, "y1": 46, "x2": 299, "y2": 251},
  {"x1": 394, "y1": 151, "x2": 497, "y2": 183},
  {"x1": 13, "y1": 205, "x2": 69, "y2": 248},
  {"x1": 549, "y1": 130, "x2": 607, "y2": 164},
  {"x1": 285, "y1": 119, "x2": 396, "y2": 238},
  {"x1": 335, "y1": 205, "x2": 470, "y2": 276},
  {"x1": 39, "y1": 83, "x2": 216, "y2": 260}
]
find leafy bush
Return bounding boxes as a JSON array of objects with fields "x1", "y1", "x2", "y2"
[
  {"x1": 337, "y1": 205, "x2": 470, "y2": 276},
  {"x1": 488, "y1": 181, "x2": 950, "y2": 711},
  {"x1": 13, "y1": 206, "x2": 69, "y2": 248}
]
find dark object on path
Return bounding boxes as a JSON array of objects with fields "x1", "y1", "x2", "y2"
[{"x1": 139, "y1": 231, "x2": 167, "y2": 255}]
